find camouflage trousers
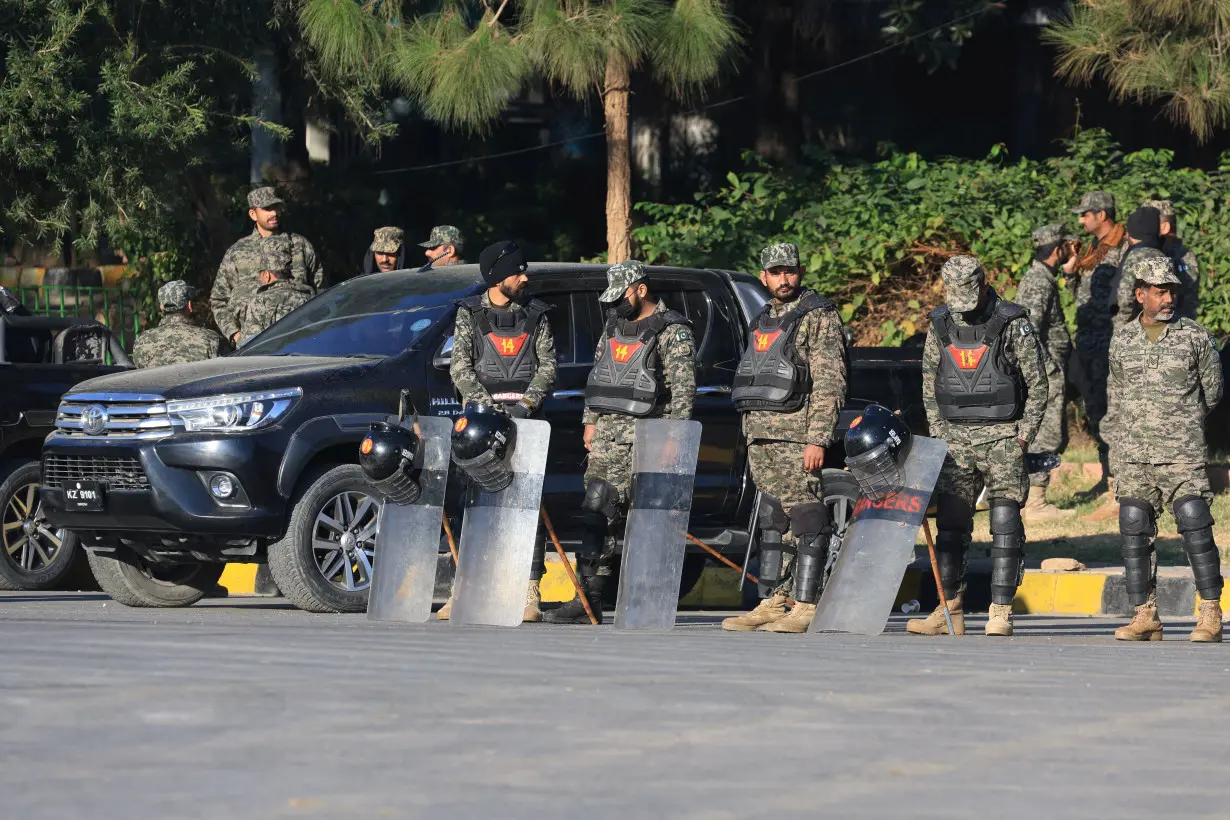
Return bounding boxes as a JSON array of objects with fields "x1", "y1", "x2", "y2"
[
  {"x1": 746, "y1": 439, "x2": 823, "y2": 598},
  {"x1": 936, "y1": 436, "x2": 1029, "y2": 508},
  {"x1": 1028, "y1": 359, "x2": 1069, "y2": 489},
  {"x1": 1114, "y1": 461, "x2": 1212, "y2": 521},
  {"x1": 583, "y1": 416, "x2": 637, "y2": 577}
]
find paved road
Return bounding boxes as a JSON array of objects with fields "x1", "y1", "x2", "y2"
[{"x1": 3, "y1": 593, "x2": 1229, "y2": 819}]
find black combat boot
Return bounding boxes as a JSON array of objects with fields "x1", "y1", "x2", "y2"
[{"x1": 544, "y1": 570, "x2": 605, "y2": 624}]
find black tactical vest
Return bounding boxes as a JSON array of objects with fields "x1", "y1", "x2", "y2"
[
  {"x1": 732, "y1": 290, "x2": 834, "y2": 413},
  {"x1": 584, "y1": 309, "x2": 689, "y2": 417},
  {"x1": 459, "y1": 296, "x2": 548, "y2": 403},
  {"x1": 931, "y1": 300, "x2": 1026, "y2": 424}
]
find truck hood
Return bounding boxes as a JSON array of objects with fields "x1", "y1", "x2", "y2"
[{"x1": 65, "y1": 355, "x2": 379, "y2": 400}]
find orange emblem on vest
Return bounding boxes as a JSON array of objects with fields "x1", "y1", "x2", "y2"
[
  {"x1": 489, "y1": 332, "x2": 528, "y2": 357},
  {"x1": 753, "y1": 329, "x2": 782, "y2": 352},
  {"x1": 948, "y1": 344, "x2": 987, "y2": 370},
  {"x1": 610, "y1": 339, "x2": 643, "y2": 363}
]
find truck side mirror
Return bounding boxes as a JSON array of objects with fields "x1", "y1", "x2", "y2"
[{"x1": 433, "y1": 335, "x2": 453, "y2": 369}]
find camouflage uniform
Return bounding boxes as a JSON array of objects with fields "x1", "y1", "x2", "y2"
[
  {"x1": 237, "y1": 235, "x2": 316, "y2": 346},
  {"x1": 131, "y1": 281, "x2": 225, "y2": 369},
  {"x1": 1104, "y1": 257, "x2": 1224, "y2": 637},
  {"x1": 211, "y1": 187, "x2": 323, "y2": 341},
  {"x1": 1143, "y1": 200, "x2": 1200, "y2": 321},
  {"x1": 1112, "y1": 244, "x2": 1170, "y2": 329},
  {"x1": 372, "y1": 227, "x2": 404, "y2": 255},
  {"x1": 451, "y1": 292, "x2": 557, "y2": 412},
  {"x1": 740, "y1": 244, "x2": 847, "y2": 601},
  {"x1": 1018, "y1": 226, "x2": 1074, "y2": 488},
  {"x1": 419, "y1": 225, "x2": 467, "y2": 266}
]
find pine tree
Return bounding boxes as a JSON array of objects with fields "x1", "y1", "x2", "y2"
[{"x1": 1044, "y1": 0, "x2": 1230, "y2": 142}]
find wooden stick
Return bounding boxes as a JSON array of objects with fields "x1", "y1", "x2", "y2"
[
  {"x1": 685, "y1": 533, "x2": 760, "y2": 586},
  {"x1": 921, "y1": 518, "x2": 956, "y2": 637},
  {"x1": 441, "y1": 512, "x2": 459, "y2": 566},
  {"x1": 540, "y1": 505, "x2": 598, "y2": 626}
]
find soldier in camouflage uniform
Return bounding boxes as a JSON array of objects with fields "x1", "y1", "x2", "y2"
[
  {"x1": 720, "y1": 243, "x2": 847, "y2": 634},
  {"x1": 1111, "y1": 206, "x2": 1171, "y2": 330},
  {"x1": 418, "y1": 225, "x2": 466, "y2": 269},
  {"x1": 1104, "y1": 256, "x2": 1224, "y2": 642},
  {"x1": 1062, "y1": 191, "x2": 1126, "y2": 500},
  {"x1": 212, "y1": 187, "x2": 323, "y2": 345},
  {"x1": 437, "y1": 239, "x2": 556, "y2": 622},
  {"x1": 237, "y1": 235, "x2": 316, "y2": 346},
  {"x1": 362, "y1": 227, "x2": 407, "y2": 274},
  {"x1": 909, "y1": 256, "x2": 1055, "y2": 637},
  {"x1": 1017, "y1": 225, "x2": 1076, "y2": 521},
  {"x1": 545, "y1": 260, "x2": 696, "y2": 624},
  {"x1": 131, "y1": 281, "x2": 225, "y2": 369},
  {"x1": 1143, "y1": 199, "x2": 1199, "y2": 321}
]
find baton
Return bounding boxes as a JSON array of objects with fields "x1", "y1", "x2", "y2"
[
  {"x1": 739, "y1": 489, "x2": 763, "y2": 592},
  {"x1": 540, "y1": 505, "x2": 599, "y2": 626},
  {"x1": 441, "y1": 512, "x2": 459, "y2": 565},
  {"x1": 685, "y1": 533, "x2": 759, "y2": 586},
  {"x1": 921, "y1": 518, "x2": 956, "y2": 637}
]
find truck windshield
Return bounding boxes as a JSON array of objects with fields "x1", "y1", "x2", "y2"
[{"x1": 237, "y1": 269, "x2": 481, "y2": 358}]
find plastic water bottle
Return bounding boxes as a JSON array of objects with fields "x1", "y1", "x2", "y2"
[{"x1": 900, "y1": 600, "x2": 921, "y2": 614}]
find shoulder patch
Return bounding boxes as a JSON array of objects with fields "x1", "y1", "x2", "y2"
[{"x1": 676, "y1": 328, "x2": 694, "y2": 343}]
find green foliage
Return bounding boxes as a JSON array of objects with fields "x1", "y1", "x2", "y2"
[{"x1": 633, "y1": 128, "x2": 1230, "y2": 341}]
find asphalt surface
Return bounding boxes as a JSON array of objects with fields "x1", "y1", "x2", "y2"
[{"x1": 3, "y1": 593, "x2": 1230, "y2": 819}]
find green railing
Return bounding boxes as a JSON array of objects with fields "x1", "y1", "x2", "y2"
[{"x1": 15, "y1": 285, "x2": 140, "y2": 351}]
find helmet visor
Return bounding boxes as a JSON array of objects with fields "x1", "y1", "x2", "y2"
[{"x1": 845, "y1": 441, "x2": 905, "y2": 501}]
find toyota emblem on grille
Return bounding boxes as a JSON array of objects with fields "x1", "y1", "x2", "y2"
[{"x1": 82, "y1": 404, "x2": 108, "y2": 435}]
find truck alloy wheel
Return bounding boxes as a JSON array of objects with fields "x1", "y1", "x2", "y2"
[
  {"x1": 0, "y1": 461, "x2": 79, "y2": 591},
  {"x1": 312, "y1": 489, "x2": 378, "y2": 593}
]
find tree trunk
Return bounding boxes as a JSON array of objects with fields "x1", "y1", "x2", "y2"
[{"x1": 604, "y1": 51, "x2": 632, "y2": 264}]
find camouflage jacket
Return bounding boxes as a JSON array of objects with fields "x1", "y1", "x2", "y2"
[
  {"x1": 1164, "y1": 236, "x2": 1200, "y2": 321},
  {"x1": 1112, "y1": 244, "x2": 1170, "y2": 329},
  {"x1": 741, "y1": 295, "x2": 848, "y2": 447},
  {"x1": 238, "y1": 279, "x2": 315, "y2": 346},
  {"x1": 1073, "y1": 229, "x2": 1126, "y2": 349},
  {"x1": 212, "y1": 229, "x2": 322, "y2": 340},
  {"x1": 131, "y1": 314, "x2": 225, "y2": 369},
  {"x1": 582, "y1": 300, "x2": 696, "y2": 428},
  {"x1": 1105, "y1": 317, "x2": 1222, "y2": 463},
  {"x1": 450, "y1": 293, "x2": 557, "y2": 411},
  {"x1": 922, "y1": 294, "x2": 1055, "y2": 447},
  {"x1": 1016, "y1": 260, "x2": 1071, "y2": 366},
  {"x1": 1072, "y1": 225, "x2": 1127, "y2": 310}
]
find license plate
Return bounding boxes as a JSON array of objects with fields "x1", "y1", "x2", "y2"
[{"x1": 64, "y1": 480, "x2": 104, "y2": 512}]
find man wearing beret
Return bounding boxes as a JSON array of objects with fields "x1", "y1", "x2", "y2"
[
  {"x1": 211, "y1": 186, "x2": 322, "y2": 346},
  {"x1": 131, "y1": 280, "x2": 225, "y2": 369},
  {"x1": 721, "y1": 242, "x2": 848, "y2": 634},
  {"x1": 911, "y1": 255, "x2": 1055, "y2": 637},
  {"x1": 1104, "y1": 256, "x2": 1224, "y2": 642},
  {"x1": 419, "y1": 225, "x2": 466, "y2": 269},
  {"x1": 438, "y1": 240, "x2": 556, "y2": 622},
  {"x1": 362, "y1": 227, "x2": 407, "y2": 274}
]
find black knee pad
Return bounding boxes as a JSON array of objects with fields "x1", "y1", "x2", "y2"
[
  {"x1": 1118, "y1": 497, "x2": 1157, "y2": 538},
  {"x1": 1173, "y1": 495, "x2": 1215, "y2": 533},
  {"x1": 1173, "y1": 496, "x2": 1223, "y2": 600},
  {"x1": 758, "y1": 493, "x2": 790, "y2": 535},
  {"x1": 989, "y1": 499, "x2": 1024, "y2": 605},
  {"x1": 788, "y1": 501, "x2": 831, "y2": 555},
  {"x1": 989, "y1": 498, "x2": 1022, "y2": 535},
  {"x1": 1118, "y1": 497, "x2": 1156, "y2": 606},
  {"x1": 578, "y1": 479, "x2": 619, "y2": 558},
  {"x1": 935, "y1": 493, "x2": 974, "y2": 535}
]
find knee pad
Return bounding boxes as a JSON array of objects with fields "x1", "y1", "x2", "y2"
[
  {"x1": 758, "y1": 493, "x2": 790, "y2": 536},
  {"x1": 1118, "y1": 497, "x2": 1156, "y2": 605},
  {"x1": 1173, "y1": 496, "x2": 1223, "y2": 600},
  {"x1": 989, "y1": 498, "x2": 1022, "y2": 536},
  {"x1": 989, "y1": 499, "x2": 1024, "y2": 605},
  {"x1": 581, "y1": 479, "x2": 620, "y2": 520},
  {"x1": 1118, "y1": 497, "x2": 1157, "y2": 539},
  {"x1": 788, "y1": 501, "x2": 831, "y2": 556},
  {"x1": 935, "y1": 493, "x2": 974, "y2": 535},
  {"x1": 1173, "y1": 495, "x2": 1215, "y2": 534}
]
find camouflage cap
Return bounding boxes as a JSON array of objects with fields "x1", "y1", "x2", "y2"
[
  {"x1": 1133, "y1": 256, "x2": 1181, "y2": 287},
  {"x1": 370, "y1": 226, "x2": 404, "y2": 254},
  {"x1": 940, "y1": 255, "x2": 987, "y2": 312},
  {"x1": 258, "y1": 234, "x2": 293, "y2": 276},
  {"x1": 600, "y1": 260, "x2": 647, "y2": 303},
  {"x1": 1142, "y1": 199, "x2": 1175, "y2": 220},
  {"x1": 419, "y1": 225, "x2": 463, "y2": 249},
  {"x1": 247, "y1": 186, "x2": 284, "y2": 210},
  {"x1": 760, "y1": 242, "x2": 800, "y2": 270},
  {"x1": 1072, "y1": 190, "x2": 1115, "y2": 215},
  {"x1": 1031, "y1": 224, "x2": 1076, "y2": 248},
  {"x1": 158, "y1": 280, "x2": 196, "y2": 312}
]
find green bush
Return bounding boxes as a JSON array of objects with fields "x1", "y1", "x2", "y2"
[{"x1": 633, "y1": 129, "x2": 1230, "y2": 341}]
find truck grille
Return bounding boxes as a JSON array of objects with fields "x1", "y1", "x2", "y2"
[
  {"x1": 55, "y1": 393, "x2": 174, "y2": 440},
  {"x1": 42, "y1": 455, "x2": 151, "y2": 490}
]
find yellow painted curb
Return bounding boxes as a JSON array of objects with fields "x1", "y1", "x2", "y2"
[
  {"x1": 219, "y1": 563, "x2": 257, "y2": 594},
  {"x1": 1051, "y1": 573, "x2": 1108, "y2": 614}
]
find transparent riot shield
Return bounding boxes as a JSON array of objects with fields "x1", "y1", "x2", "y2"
[
  {"x1": 809, "y1": 435, "x2": 948, "y2": 636},
  {"x1": 367, "y1": 415, "x2": 453, "y2": 624},
  {"x1": 614, "y1": 419, "x2": 703, "y2": 631},
  {"x1": 450, "y1": 419, "x2": 551, "y2": 627}
]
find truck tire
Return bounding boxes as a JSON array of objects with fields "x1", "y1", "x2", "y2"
[
  {"x1": 267, "y1": 463, "x2": 379, "y2": 613},
  {"x1": 0, "y1": 460, "x2": 80, "y2": 591},
  {"x1": 85, "y1": 550, "x2": 224, "y2": 607}
]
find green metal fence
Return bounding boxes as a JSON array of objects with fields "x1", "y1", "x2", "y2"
[{"x1": 15, "y1": 285, "x2": 140, "y2": 351}]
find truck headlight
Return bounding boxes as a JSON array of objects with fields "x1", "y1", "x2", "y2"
[{"x1": 167, "y1": 388, "x2": 302, "y2": 433}]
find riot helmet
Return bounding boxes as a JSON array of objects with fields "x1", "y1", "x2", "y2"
[
  {"x1": 359, "y1": 421, "x2": 422, "y2": 505},
  {"x1": 451, "y1": 402, "x2": 517, "y2": 493},
  {"x1": 844, "y1": 404, "x2": 911, "y2": 500}
]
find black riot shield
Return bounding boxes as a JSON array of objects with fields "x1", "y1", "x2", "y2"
[
  {"x1": 366, "y1": 415, "x2": 452, "y2": 623},
  {"x1": 450, "y1": 419, "x2": 551, "y2": 627},
  {"x1": 613, "y1": 419, "x2": 703, "y2": 631},
  {"x1": 809, "y1": 435, "x2": 948, "y2": 636}
]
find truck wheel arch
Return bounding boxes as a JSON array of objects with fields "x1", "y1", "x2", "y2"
[{"x1": 276, "y1": 414, "x2": 387, "y2": 498}]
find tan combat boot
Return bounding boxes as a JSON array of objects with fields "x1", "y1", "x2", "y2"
[
  {"x1": 1022, "y1": 485, "x2": 1075, "y2": 522},
  {"x1": 985, "y1": 603, "x2": 1015, "y2": 636},
  {"x1": 523, "y1": 580, "x2": 543, "y2": 623},
  {"x1": 1114, "y1": 603, "x2": 1163, "y2": 641},
  {"x1": 1190, "y1": 598, "x2": 1223, "y2": 643},
  {"x1": 906, "y1": 594, "x2": 965, "y2": 635},
  {"x1": 436, "y1": 587, "x2": 454, "y2": 620},
  {"x1": 721, "y1": 593, "x2": 789, "y2": 631},
  {"x1": 760, "y1": 601, "x2": 817, "y2": 633}
]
